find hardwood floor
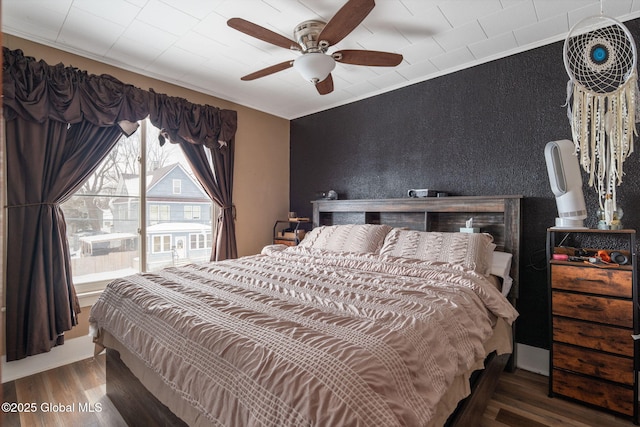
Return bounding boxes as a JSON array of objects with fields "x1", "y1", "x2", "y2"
[
  {"x1": 1, "y1": 356, "x2": 638, "y2": 426},
  {"x1": 2, "y1": 354, "x2": 126, "y2": 427},
  {"x1": 481, "y1": 369, "x2": 637, "y2": 427}
]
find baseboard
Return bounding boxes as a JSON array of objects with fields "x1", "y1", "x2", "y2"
[
  {"x1": 1, "y1": 335, "x2": 95, "y2": 383},
  {"x1": 515, "y1": 343, "x2": 549, "y2": 376}
]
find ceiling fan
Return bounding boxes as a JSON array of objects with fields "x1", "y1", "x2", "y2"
[{"x1": 227, "y1": 0, "x2": 403, "y2": 95}]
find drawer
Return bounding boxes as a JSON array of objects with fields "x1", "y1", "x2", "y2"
[
  {"x1": 553, "y1": 343, "x2": 634, "y2": 385},
  {"x1": 552, "y1": 368, "x2": 634, "y2": 416},
  {"x1": 552, "y1": 291, "x2": 633, "y2": 327},
  {"x1": 551, "y1": 264, "x2": 632, "y2": 298},
  {"x1": 553, "y1": 317, "x2": 633, "y2": 357}
]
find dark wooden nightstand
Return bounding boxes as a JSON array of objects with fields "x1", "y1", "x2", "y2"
[{"x1": 273, "y1": 218, "x2": 310, "y2": 246}]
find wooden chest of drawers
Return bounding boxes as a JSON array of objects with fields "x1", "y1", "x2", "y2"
[{"x1": 547, "y1": 229, "x2": 638, "y2": 423}]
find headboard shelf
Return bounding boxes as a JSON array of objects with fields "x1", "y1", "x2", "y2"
[{"x1": 311, "y1": 195, "x2": 523, "y2": 297}]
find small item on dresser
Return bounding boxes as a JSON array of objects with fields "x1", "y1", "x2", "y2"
[
  {"x1": 319, "y1": 190, "x2": 338, "y2": 200},
  {"x1": 597, "y1": 250, "x2": 611, "y2": 263},
  {"x1": 407, "y1": 189, "x2": 436, "y2": 198},
  {"x1": 460, "y1": 217, "x2": 480, "y2": 233},
  {"x1": 610, "y1": 251, "x2": 629, "y2": 265}
]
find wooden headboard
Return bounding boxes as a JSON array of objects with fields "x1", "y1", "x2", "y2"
[{"x1": 311, "y1": 195, "x2": 523, "y2": 298}]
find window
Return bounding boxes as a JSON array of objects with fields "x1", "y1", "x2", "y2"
[
  {"x1": 145, "y1": 124, "x2": 216, "y2": 272},
  {"x1": 150, "y1": 205, "x2": 170, "y2": 223},
  {"x1": 61, "y1": 129, "x2": 141, "y2": 287},
  {"x1": 61, "y1": 118, "x2": 218, "y2": 291},
  {"x1": 190, "y1": 234, "x2": 202, "y2": 249},
  {"x1": 184, "y1": 205, "x2": 201, "y2": 220},
  {"x1": 152, "y1": 235, "x2": 172, "y2": 253},
  {"x1": 173, "y1": 179, "x2": 182, "y2": 194},
  {"x1": 190, "y1": 233, "x2": 211, "y2": 249}
]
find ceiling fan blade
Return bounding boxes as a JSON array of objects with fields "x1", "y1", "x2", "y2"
[
  {"x1": 318, "y1": 0, "x2": 375, "y2": 46},
  {"x1": 316, "y1": 74, "x2": 334, "y2": 95},
  {"x1": 333, "y1": 49, "x2": 403, "y2": 66},
  {"x1": 228, "y1": 18, "x2": 299, "y2": 51},
  {"x1": 241, "y1": 61, "x2": 293, "y2": 81}
]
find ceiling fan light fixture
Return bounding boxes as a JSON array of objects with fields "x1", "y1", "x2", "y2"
[{"x1": 293, "y1": 53, "x2": 335, "y2": 83}]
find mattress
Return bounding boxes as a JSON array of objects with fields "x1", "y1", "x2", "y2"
[{"x1": 90, "y1": 244, "x2": 518, "y2": 426}]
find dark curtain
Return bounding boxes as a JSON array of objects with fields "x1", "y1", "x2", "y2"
[
  {"x1": 149, "y1": 93, "x2": 238, "y2": 260},
  {"x1": 178, "y1": 139, "x2": 237, "y2": 260},
  {"x1": 5, "y1": 119, "x2": 125, "y2": 361},
  {"x1": 3, "y1": 48, "x2": 237, "y2": 360}
]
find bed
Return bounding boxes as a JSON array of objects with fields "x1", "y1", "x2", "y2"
[{"x1": 89, "y1": 195, "x2": 522, "y2": 426}]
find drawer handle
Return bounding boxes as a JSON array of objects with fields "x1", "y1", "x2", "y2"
[
  {"x1": 577, "y1": 304, "x2": 603, "y2": 311},
  {"x1": 575, "y1": 278, "x2": 606, "y2": 284},
  {"x1": 578, "y1": 358, "x2": 605, "y2": 368}
]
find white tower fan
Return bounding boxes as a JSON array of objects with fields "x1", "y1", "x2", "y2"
[{"x1": 544, "y1": 139, "x2": 588, "y2": 228}]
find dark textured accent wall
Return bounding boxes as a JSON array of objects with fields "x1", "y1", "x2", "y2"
[{"x1": 290, "y1": 18, "x2": 640, "y2": 349}]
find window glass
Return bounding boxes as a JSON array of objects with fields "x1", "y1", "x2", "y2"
[
  {"x1": 190, "y1": 233, "x2": 211, "y2": 249},
  {"x1": 184, "y1": 205, "x2": 201, "y2": 220},
  {"x1": 173, "y1": 179, "x2": 182, "y2": 194},
  {"x1": 145, "y1": 125, "x2": 215, "y2": 271},
  {"x1": 61, "y1": 130, "x2": 141, "y2": 286},
  {"x1": 61, "y1": 118, "x2": 218, "y2": 289},
  {"x1": 152, "y1": 235, "x2": 171, "y2": 253}
]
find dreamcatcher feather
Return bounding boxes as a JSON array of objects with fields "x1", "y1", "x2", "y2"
[{"x1": 564, "y1": 14, "x2": 638, "y2": 225}]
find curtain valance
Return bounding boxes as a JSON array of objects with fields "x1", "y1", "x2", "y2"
[
  {"x1": 3, "y1": 48, "x2": 237, "y2": 143},
  {"x1": 149, "y1": 90, "x2": 237, "y2": 148}
]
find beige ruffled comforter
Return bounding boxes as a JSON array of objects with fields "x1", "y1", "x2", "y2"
[{"x1": 89, "y1": 245, "x2": 518, "y2": 427}]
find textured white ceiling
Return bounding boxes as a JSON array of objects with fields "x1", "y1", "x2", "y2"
[{"x1": 4, "y1": 0, "x2": 640, "y2": 119}]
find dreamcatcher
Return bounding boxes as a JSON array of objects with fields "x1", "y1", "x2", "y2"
[{"x1": 564, "y1": 11, "x2": 638, "y2": 228}]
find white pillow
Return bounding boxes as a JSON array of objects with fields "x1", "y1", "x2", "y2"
[
  {"x1": 379, "y1": 229, "x2": 496, "y2": 275},
  {"x1": 298, "y1": 224, "x2": 392, "y2": 254},
  {"x1": 491, "y1": 251, "x2": 513, "y2": 297}
]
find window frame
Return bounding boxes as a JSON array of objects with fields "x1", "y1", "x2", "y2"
[
  {"x1": 172, "y1": 179, "x2": 182, "y2": 194},
  {"x1": 152, "y1": 234, "x2": 172, "y2": 253},
  {"x1": 150, "y1": 204, "x2": 170, "y2": 223},
  {"x1": 189, "y1": 233, "x2": 208, "y2": 249},
  {"x1": 184, "y1": 205, "x2": 201, "y2": 220}
]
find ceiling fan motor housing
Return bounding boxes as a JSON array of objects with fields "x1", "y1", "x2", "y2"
[{"x1": 294, "y1": 20, "x2": 327, "y2": 53}]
